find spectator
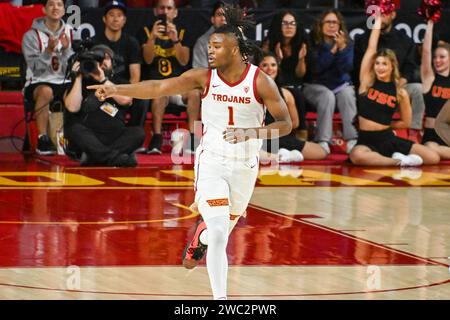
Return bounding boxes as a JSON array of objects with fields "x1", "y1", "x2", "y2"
[
  {"x1": 303, "y1": 9, "x2": 358, "y2": 154},
  {"x1": 435, "y1": 100, "x2": 450, "y2": 147},
  {"x1": 349, "y1": 15, "x2": 439, "y2": 166},
  {"x1": 262, "y1": 9, "x2": 308, "y2": 140},
  {"x1": 192, "y1": 1, "x2": 226, "y2": 69},
  {"x1": 137, "y1": 0, "x2": 200, "y2": 154},
  {"x1": 63, "y1": 44, "x2": 145, "y2": 166},
  {"x1": 256, "y1": 51, "x2": 328, "y2": 162},
  {"x1": 353, "y1": 3, "x2": 425, "y2": 143},
  {"x1": 22, "y1": 0, "x2": 73, "y2": 155},
  {"x1": 93, "y1": 1, "x2": 145, "y2": 127},
  {"x1": 420, "y1": 19, "x2": 450, "y2": 159}
]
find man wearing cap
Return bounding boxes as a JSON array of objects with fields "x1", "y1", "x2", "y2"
[
  {"x1": 94, "y1": 1, "x2": 145, "y2": 127},
  {"x1": 137, "y1": 0, "x2": 200, "y2": 155}
]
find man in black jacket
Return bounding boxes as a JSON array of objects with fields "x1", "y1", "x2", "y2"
[{"x1": 353, "y1": 9, "x2": 425, "y2": 142}]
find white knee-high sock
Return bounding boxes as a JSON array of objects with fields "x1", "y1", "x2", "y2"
[
  {"x1": 228, "y1": 214, "x2": 241, "y2": 233},
  {"x1": 204, "y1": 215, "x2": 229, "y2": 300},
  {"x1": 199, "y1": 214, "x2": 241, "y2": 245},
  {"x1": 220, "y1": 249, "x2": 228, "y2": 299}
]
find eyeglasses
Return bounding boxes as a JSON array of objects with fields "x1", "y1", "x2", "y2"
[
  {"x1": 214, "y1": 12, "x2": 225, "y2": 17},
  {"x1": 281, "y1": 21, "x2": 297, "y2": 27},
  {"x1": 322, "y1": 20, "x2": 340, "y2": 25}
]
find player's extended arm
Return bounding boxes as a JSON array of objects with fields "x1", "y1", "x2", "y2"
[{"x1": 87, "y1": 68, "x2": 208, "y2": 101}]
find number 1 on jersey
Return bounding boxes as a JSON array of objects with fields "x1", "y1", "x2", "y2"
[{"x1": 228, "y1": 106, "x2": 235, "y2": 126}]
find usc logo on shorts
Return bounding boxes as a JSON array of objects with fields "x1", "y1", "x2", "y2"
[
  {"x1": 432, "y1": 85, "x2": 450, "y2": 99},
  {"x1": 206, "y1": 198, "x2": 229, "y2": 207},
  {"x1": 367, "y1": 88, "x2": 397, "y2": 108}
]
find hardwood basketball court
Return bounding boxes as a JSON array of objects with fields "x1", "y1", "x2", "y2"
[{"x1": 0, "y1": 154, "x2": 449, "y2": 299}]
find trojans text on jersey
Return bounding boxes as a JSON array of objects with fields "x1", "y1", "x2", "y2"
[{"x1": 211, "y1": 93, "x2": 251, "y2": 104}]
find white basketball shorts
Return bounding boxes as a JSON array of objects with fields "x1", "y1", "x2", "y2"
[{"x1": 194, "y1": 146, "x2": 259, "y2": 221}]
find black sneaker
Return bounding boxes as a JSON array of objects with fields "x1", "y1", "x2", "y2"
[
  {"x1": 182, "y1": 218, "x2": 207, "y2": 269},
  {"x1": 135, "y1": 147, "x2": 147, "y2": 154},
  {"x1": 128, "y1": 153, "x2": 138, "y2": 167},
  {"x1": 80, "y1": 152, "x2": 93, "y2": 166},
  {"x1": 146, "y1": 134, "x2": 162, "y2": 154},
  {"x1": 183, "y1": 133, "x2": 197, "y2": 155},
  {"x1": 108, "y1": 153, "x2": 136, "y2": 167},
  {"x1": 36, "y1": 135, "x2": 56, "y2": 156}
]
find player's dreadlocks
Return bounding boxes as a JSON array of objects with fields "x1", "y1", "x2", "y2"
[{"x1": 213, "y1": 4, "x2": 262, "y2": 63}]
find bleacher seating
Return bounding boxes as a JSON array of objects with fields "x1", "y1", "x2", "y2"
[
  {"x1": 0, "y1": 3, "x2": 436, "y2": 157},
  {"x1": 0, "y1": 91, "x2": 26, "y2": 152},
  {"x1": 0, "y1": 89, "x2": 411, "y2": 156},
  {"x1": 0, "y1": 46, "x2": 26, "y2": 91}
]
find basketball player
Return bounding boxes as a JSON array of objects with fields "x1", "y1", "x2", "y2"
[{"x1": 88, "y1": 5, "x2": 292, "y2": 300}]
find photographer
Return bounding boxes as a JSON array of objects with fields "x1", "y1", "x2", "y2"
[{"x1": 63, "y1": 44, "x2": 145, "y2": 167}]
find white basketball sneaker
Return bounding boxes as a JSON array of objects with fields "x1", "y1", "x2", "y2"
[
  {"x1": 170, "y1": 129, "x2": 185, "y2": 156},
  {"x1": 392, "y1": 152, "x2": 423, "y2": 167},
  {"x1": 278, "y1": 148, "x2": 292, "y2": 163},
  {"x1": 346, "y1": 139, "x2": 357, "y2": 154},
  {"x1": 318, "y1": 141, "x2": 331, "y2": 155},
  {"x1": 289, "y1": 149, "x2": 304, "y2": 162}
]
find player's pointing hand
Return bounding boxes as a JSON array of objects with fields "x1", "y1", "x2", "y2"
[{"x1": 87, "y1": 84, "x2": 117, "y2": 101}]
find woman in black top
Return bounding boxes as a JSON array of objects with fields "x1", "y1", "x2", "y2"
[
  {"x1": 420, "y1": 18, "x2": 450, "y2": 159},
  {"x1": 257, "y1": 52, "x2": 328, "y2": 162},
  {"x1": 262, "y1": 9, "x2": 308, "y2": 140},
  {"x1": 349, "y1": 15, "x2": 440, "y2": 166},
  {"x1": 262, "y1": 10, "x2": 307, "y2": 87},
  {"x1": 435, "y1": 100, "x2": 450, "y2": 146}
]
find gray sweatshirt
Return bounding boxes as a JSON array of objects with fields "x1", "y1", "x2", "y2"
[
  {"x1": 22, "y1": 17, "x2": 74, "y2": 85},
  {"x1": 192, "y1": 26, "x2": 215, "y2": 69}
]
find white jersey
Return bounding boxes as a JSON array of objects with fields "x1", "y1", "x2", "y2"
[{"x1": 200, "y1": 64, "x2": 266, "y2": 159}]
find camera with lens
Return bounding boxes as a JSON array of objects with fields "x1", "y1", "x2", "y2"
[
  {"x1": 78, "y1": 51, "x2": 105, "y2": 76},
  {"x1": 69, "y1": 38, "x2": 105, "y2": 78}
]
